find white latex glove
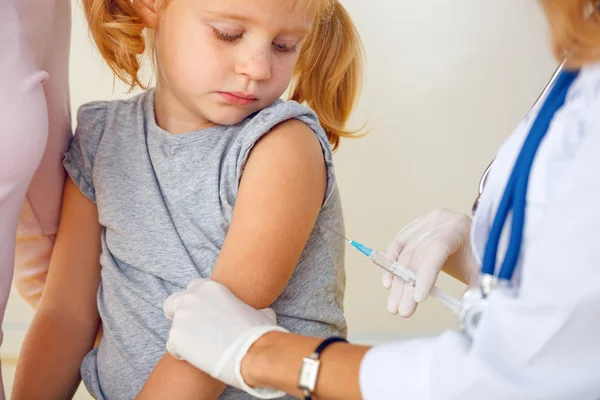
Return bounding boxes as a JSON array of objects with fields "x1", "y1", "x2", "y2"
[
  {"x1": 164, "y1": 279, "x2": 288, "y2": 399},
  {"x1": 383, "y1": 208, "x2": 477, "y2": 317}
]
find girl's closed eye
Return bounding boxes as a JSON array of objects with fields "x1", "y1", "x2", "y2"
[
  {"x1": 211, "y1": 27, "x2": 298, "y2": 54},
  {"x1": 273, "y1": 42, "x2": 297, "y2": 53},
  {"x1": 212, "y1": 27, "x2": 243, "y2": 43}
]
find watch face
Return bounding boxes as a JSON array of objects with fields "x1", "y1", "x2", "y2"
[{"x1": 298, "y1": 357, "x2": 320, "y2": 393}]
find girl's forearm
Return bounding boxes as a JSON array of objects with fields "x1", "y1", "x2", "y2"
[
  {"x1": 242, "y1": 331, "x2": 370, "y2": 400},
  {"x1": 12, "y1": 310, "x2": 100, "y2": 399},
  {"x1": 138, "y1": 353, "x2": 225, "y2": 400}
]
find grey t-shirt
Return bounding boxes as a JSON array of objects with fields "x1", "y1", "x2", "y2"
[{"x1": 63, "y1": 89, "x2": 346, "y2": 399}]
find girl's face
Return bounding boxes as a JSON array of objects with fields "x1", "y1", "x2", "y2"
[{"x1": 153, "y1": 0, "x2": 315, "y2": 132}]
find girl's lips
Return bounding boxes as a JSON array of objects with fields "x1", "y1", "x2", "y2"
[{"x1": 218, "y1": 92, "x2": 257, "y2": 105}]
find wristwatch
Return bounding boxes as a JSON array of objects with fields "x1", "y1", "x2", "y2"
[{"x1": 297, "y1": 336, "x2": 348, "y2": 400}]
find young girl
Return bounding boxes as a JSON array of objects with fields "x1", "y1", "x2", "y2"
[
  {"x1": 12, "y1": 0, "x2": 362, "y2": 398},
  {"x1": 160, "y1": 1, "x2": 600, "y2": 399}
]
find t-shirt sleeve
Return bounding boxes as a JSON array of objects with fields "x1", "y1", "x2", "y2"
[
  {"x1": 62, "y1": 101, "x2": 108, "y2": 203},
  {"x1": 236, "y1": 100, "x2": 338, "y2": 208}
]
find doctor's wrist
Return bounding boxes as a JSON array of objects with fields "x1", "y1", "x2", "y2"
[
  {"x1": 241, "y1": 331, "x2": 322, "y2": 397},
  {"x1": 240, "y1": 330, "x2": 275, "y2": 388},
  {"x1": 240, "y1": 331, "x2": 369, "y2": 400},
  {"x1": 240, "y1": 331, "x2": 303, "y2": 389}
]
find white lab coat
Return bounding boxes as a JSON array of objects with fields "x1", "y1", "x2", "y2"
[{"x1": 359, "y1": 61, "x2": 600, "y2": 399}]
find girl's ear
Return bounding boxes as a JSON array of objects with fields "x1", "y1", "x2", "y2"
[{"x1": 133, "y1": 0, "x2": 159, "y2": 29}]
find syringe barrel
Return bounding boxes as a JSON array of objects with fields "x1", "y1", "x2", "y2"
[
  {"x1": 371, "y1": 251, "x2": 460, "y2": 313},
  {"x1": 370, "y1": 251, "x2": 416, "y2": 286}
]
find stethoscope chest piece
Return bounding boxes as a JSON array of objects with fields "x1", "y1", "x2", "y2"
[
  {"x1": 459, "y1": 287, "x2": 487, "y2": 340},
  {"x1": 459, "y1": 274, "x2": 496, "y2": 340}
]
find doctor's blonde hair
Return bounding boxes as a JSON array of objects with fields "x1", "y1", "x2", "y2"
[
  {"x1": 542, "y1": 0, "x2": 600, "y2": 67},
  {"x1": 82, "y1": 0, "x2": 363, "y2": 149}
]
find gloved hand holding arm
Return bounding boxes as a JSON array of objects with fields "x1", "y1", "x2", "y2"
[
  {"x1": 164, "y1": 279, "x2": 289, "y2": 398},
  {"x1": 164, "y1": 278, "x2": 369, "y2": 400}
]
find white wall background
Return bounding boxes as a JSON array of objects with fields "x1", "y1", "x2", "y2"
[{"x1": 3, "y1": 0, "x2": 557, "y2": 396}]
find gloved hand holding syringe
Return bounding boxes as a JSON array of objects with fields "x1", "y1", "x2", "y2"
[{"x1": 321, "y1": 225, "x2": 461, "y2": 313}]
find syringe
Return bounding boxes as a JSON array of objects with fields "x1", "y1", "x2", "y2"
[
  {"x1": 320, "y1": 225, "x2": 460, "y2": 313},
  {"x1": 348, "y1": 239, "x2": 460, "y2": 313}
]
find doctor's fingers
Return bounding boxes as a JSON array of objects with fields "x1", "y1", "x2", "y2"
[
  {"x1": 387, "y1": 277, "x2": 408, "y2": 315},
  {"x1": 391, "y1": 277, "x2": 417, "y2": 318},
  {"x1": 383, "y1": 221, "x2": 423, "y2": 288},
  {"x1": 384, "y1": 236, "x2": 407, "y2": 289},
  {"x1": 391, "y1": 247, "x2": 418, "y2": 317},
  {"x1": 164, "y1": 292, "x2": 185, "y2": 320},
  {"x1": 413, "y1": 242, "x2": 452, "y2": 303},
  {"x1": 166, "y1": 331, "x2": 183, "y2": 360},
  {"x1": 165, "y1": 278, "x2": 213, "y2": 318}
]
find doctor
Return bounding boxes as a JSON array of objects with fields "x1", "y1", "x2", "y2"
[{"x1": 163, "y1": 1, "x2": 600, "y2": 398}]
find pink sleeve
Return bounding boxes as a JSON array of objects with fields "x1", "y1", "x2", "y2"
[{"x1": 13, "y1": 0, "x2": 72, "y2": 309}]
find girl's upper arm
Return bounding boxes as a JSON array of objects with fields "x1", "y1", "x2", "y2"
[
  {"x1": 211, "y1": 119, "x2": 327, "y2": 308},
  {"x1": 37, "y1": 177, "x2": 103, "y2": 328}
]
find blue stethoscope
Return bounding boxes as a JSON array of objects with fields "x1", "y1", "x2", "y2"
[{"x1": 460, "y1": 61, "x2": 580, "y2": 339}]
